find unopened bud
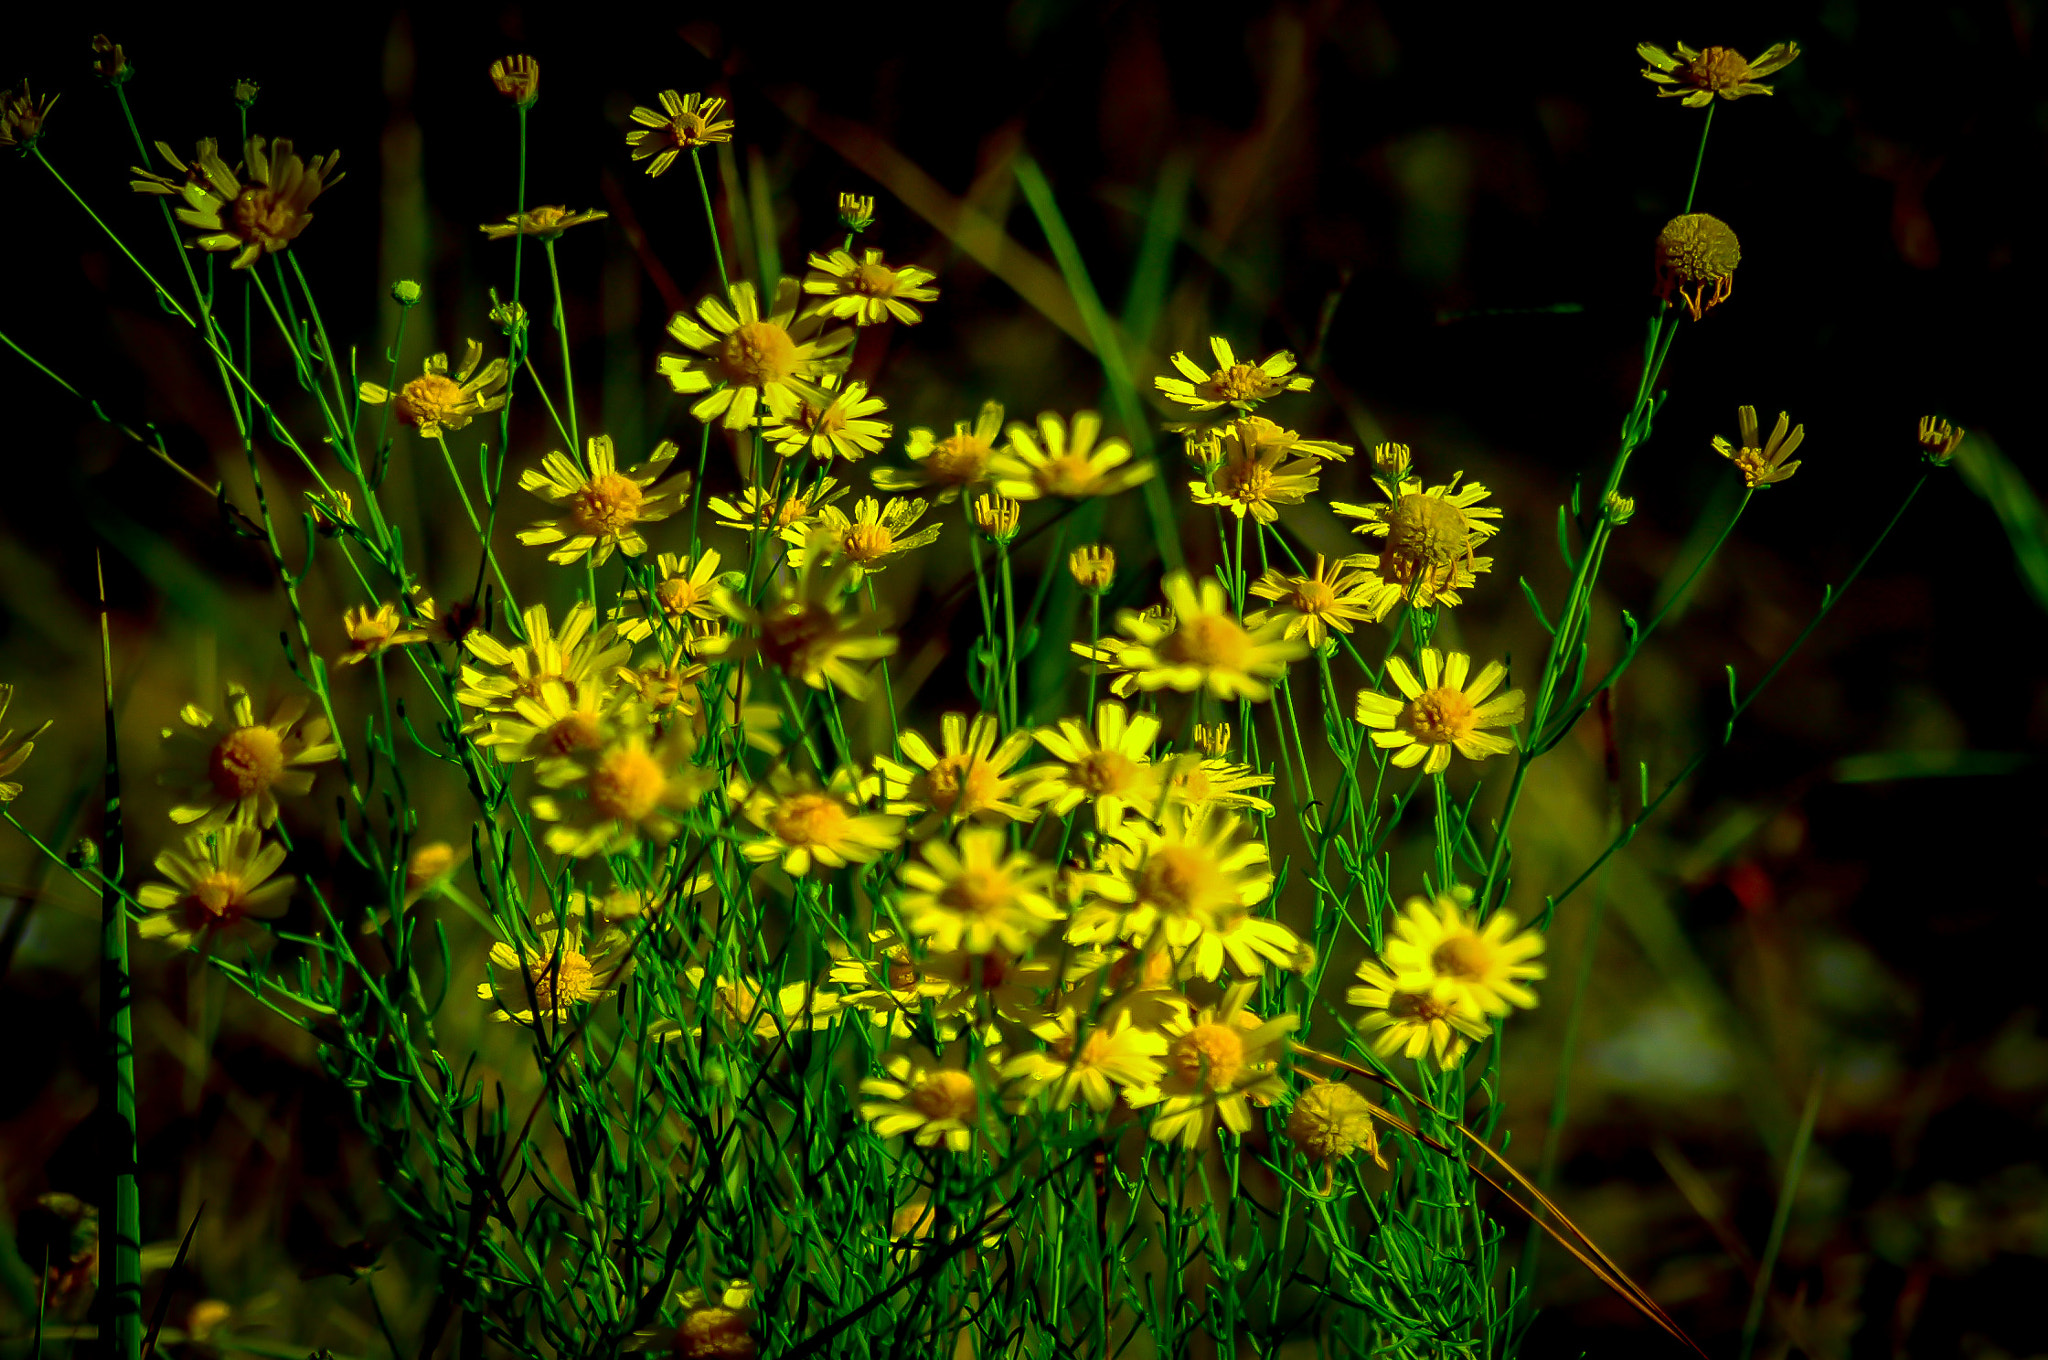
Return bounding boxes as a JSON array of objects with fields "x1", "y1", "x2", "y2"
[
  {"x1": 389, "y1": 279, "x2": 422, "y2": 307},
  {"x1": 973, "y1": 494, "x2": 1020, "y2": 544},
  {"x1": 1916, "y1": 415, "x2": 1964, "y2": 466},
  {"x1": 837, "y1": 192, "x2": 876, "y2": 233},
  {"x1": 488, "y1": 54, "x2": 540, "y2": 109},
  {"x1": 1067, "y1": 544, "x2": 1114, "y2": 593},
  {"x1": 1602, "y1": 492, "x2": 1635, "y2": 526}
]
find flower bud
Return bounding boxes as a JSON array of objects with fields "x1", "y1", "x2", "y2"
[
  {"x1": 1602, "y1": 492, "x2": 1636, "y2": 525},
  {"x1": 90, "y1": 35, "x2": 132, "y2": 86},
  {"x1": 1067, "y1": 544, "x2": 1114, "y2": 593},
  {"x1": 837, "y1": 192, "x2": 876, "y2": 233},
  {"x1": 489, "y1": 54, "x2": 540, "y2": 109},
  {"x1": 390, "y1": 279, "x2": 422, "y2": 308},
  {"x1": 1917, "y1": 415, "x2": 1964, "y2": 466},
  {"x1": 232, "y1": 78, "x2": 260, "y2": 109},
  {"x1": 973, "y1": 494, "x2": 1020, "y2": 544}
]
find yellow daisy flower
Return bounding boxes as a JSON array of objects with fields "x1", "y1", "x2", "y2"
[
  {"x1": 336, "y1": 602, "x2": 430, "y2": 666},
  {"x1": 1002, "y1": 1008, "x2": 1166, "y2": 1113},
  {"x1": 761, "y1": 375, "x2": 892, "y2": 462},
  {"x1": 1153, "y1": 336, "x2": 1312, "y2": 414},
  {"x1": 706, "y1": 472, "x2": 849, "y2": 536},
  {"x1": 1069, "y1": 807, "x2": 1275, "y2": 979},
  {"x1": 1187, "y1": 417, "x2": 1321, "y2": 523},
  {"x1": 1638, "y1": 40, "x2": 1800, "y2": 107},
  {"x1": 1246, "y1": 554, "x2": 1384, "y2": 647},
  {"x1": 707, "y1": 553, "x2": 898, "y2": 699},
  {"x1": 859, "y1": 1047, "x2": 992, "y2": 1153},
  {"x1": 137, "y1": 822, "x2": 294, "y2": 951},
  {"x1": 1331, "y1": 471, "x2": 1501, "y2": 611},
  {"x1": 477, "y1": 925, "x2": 626, "y2": 1025},
  {"x1": 1348, "y1": 961, "x2": 1492, "y2": 1068},
  {"x1": 873, "y1": 400, "x2": 1004, "y2": 500},
  {"x1": 475, "y1": 678, "x2": 619, "y2": 765},
  {"x1": 358, "y1": 340, "x2": 510, "y2": 439},
  {"x1": 616, "y1": 549, "x2": 725, "y2": 644},
  {"x1": 802, "y1": 248, "x2": 940, "y2": 326},
  {"x1": 831, "y1": 931, "x2": 967, "y2": 1041},
  {"x1": 516, "y1": 435, "x2": 680, "y2": 566},
  {"x1": 900, "y1": 826, "x2": 1062, "y2": 955},
  {"x1": 626, "y1": 90, "x2": 734, "y2": 177},
  {"x1": 874, "y1": 712, "x2": 1038, "y2": 838},
  {"x1": 785, "y1": 496, "x2": 941, "y2": 585},
  {"x1": 159, "y1": 684, "x2": 341, "y2": 829},
  {"x1": 1354, "y1": 649, "x2": 1525, "y2": 774},
  {"x1": 617, "y1": 656, "x2": 708, "y2": 730},
  {"x1": 457, "y1": 601, "x2": 631, "y2": 722},
  {"x1": 734, "y1": 766, "x2": 905, "y2": 876},
  {"x1": 990, "y1": 411, "x2": 1155, "y2": 501},
  {"x1": 1381, "y1": 886, "x2": 1546, "y2": 1017},
  {"x1": 1124, "y1": 982, "x2": 1296, "y2": 1148},
  {"x1": 530, "y1": 725, "x2": 710, "y2": 858},
  {"x1": 1075, "y1": 571, "x2": 1307, "y2": 702},
  {"x1": 657, "y1": 278, "x2": 854, "y2": 430},
  {"x1": 478, "y1": 205, "x2": 606, "y2": 240},
  {"x1": 0, "y1": 684, "x2": 51, "y2": 803},
  {"x1": 138, "y1": 135, "x2": 342, "y2": 270},
  {"x1": 1713, "y1": 405, "x2": 1805, "y2": 488},
  {"x1": 680, "y1": 966, "x2": 844, "y2": 1045},
  {"x1": 1161, "y1": 753, "x2": 1276, "y2": 816},
  {"x1": 1021, "y1": 701, "x2": 1162, "y2": 830}
]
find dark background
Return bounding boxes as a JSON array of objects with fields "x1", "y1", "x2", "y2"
[{"x1": 3, "y1": 2, "x2": 2046, "y2": 1356}]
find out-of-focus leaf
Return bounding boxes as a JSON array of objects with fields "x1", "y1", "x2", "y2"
[
  {"x1": 1831, "y1": 749, "x2": 2029, "y2": 782},
  {"x1": 1954, "y1": 431, "x2": 2048, "y2": 615}
]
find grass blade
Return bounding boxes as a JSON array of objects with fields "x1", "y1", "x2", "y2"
[
  {"x1": 96, "y1": 550, "x2": 142, "y2": 1360},
  {"x1": 1740, "y1": 1070, "x2": 1825, "y2": 1360}
]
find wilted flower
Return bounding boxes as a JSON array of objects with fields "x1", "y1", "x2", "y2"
[{"x1": 1655, "y1": 213, "x2": 1741, "y2": 321}]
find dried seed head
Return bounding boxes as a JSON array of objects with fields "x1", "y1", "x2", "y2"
[{"x1": 1655, "y1": 213, "x2": 1741, "y2": 320}]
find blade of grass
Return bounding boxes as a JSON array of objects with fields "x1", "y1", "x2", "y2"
[
  {"x1": 140, "y1": 1206, "x2": 203, "y2": 1360},
  {"x1": 1740, "y1": 1070, "x2": 1825, "y2": 1360},
  {"x1": 1014, "y1": 154, "x2": 1183, "y2": 574},
  {"x1": 96, "y1": 550, "x2": 142, "y2": 1360},
  {"x1": 1953, "y1": 431, "x2": 2048, "y2": 615}
]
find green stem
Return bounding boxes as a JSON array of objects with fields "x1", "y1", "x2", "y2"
[{"x1": 691, "y1": 149, "x2": 731, "y2": 293}]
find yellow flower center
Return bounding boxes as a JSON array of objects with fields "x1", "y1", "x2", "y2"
[
  {"x1": 843, "y1": 522, "x2": 896, "y2": 563},
  {"x1": 758, "y1": 600, "x2": 836, "y2": 673},
  {"x1": 796, "y1": 398, "x2": 849, "y2": 440},
  {"x1": 938, "y1": 866, "x2": 1015, "y2": 917},
  {"x1": 1218, "y1": 459, "x2": 1275, "y2": 504},
  {"x1": 209, "y1": 724, "x2": 287, "y2": 800},
  {"x1": 1431, "y1": 931, "x2": 1493, "y2": 980},
  {"x1": 1207, "y1": 362, "x2": 1268, "y2": 402},
  {"x1": 886, "y1": 958, "x2": 921, "y2": 991},
  {"x1": 406, "y1": 843, "x2": 458, "y2": 893},
  {"x1": 524, "y1": 949, "x2": 596, "y2": 1012},
  {"x1": 718, "y1": 320, "x2": 799, "y2": 388},
  {"x1": 920, "y1": 755, "x2": 1002, "y2": 816},
  {"x1": 527, "y1": 206, "x2": 570, "y2": 231},
  {"x1": 1074, "y1": 1029, "x2": 1118, "y2": 1070},
  {"x1": 925, "y1": 433, "x2": 991, "y2": 483},
  {"x1": 1073, "y1": 749, "x2": 1140, "y2": 796},
  {"x1": 230, "y1": 186, "x2": 300, "y2": 247},
  {"x1": 1169, "y1": 1022, "x2": 1246, "y2": 1090},
  {"x1": 1689, "y1": 46, "x2": 1753, "y2": 90},
  {"x1": 587, "y1": 745, "x2": 668, "y2": 823},
  {"x1": 1037, "y1": 454, "x2": 1097, "y2": 497},
  {"x1": 1388, "y1": 990, "x2": 1455, "y2": 1024},
  {"x1": 1286, "y1": 579, "x2": 1338, "y2": 614},
  {"x1": 656, "y1": 575, "x2": 704, "y2": 617},
  {"x1": 189, "y1": 870, "x2": 247, "y2": 919},
  {"x1": 1384, "y1": 493, "x2": 1471, "y2": 583},
  {"x1": 1137, "y1": 844, "x2": 1222, "y2": 919},
  {"x1": 397, "y1": 373, "x2": 467, "y2": 429},
  {"x1": 668, "y1": 110, "x2": 718, "y2": 147},
  {"x1": 1403, "y1": 686, "x2": 1477, "y2": 744},
  {"x1": 677, "y1": 1305, "x2": 751, "y2": 1359},
  {"x1": 1162, "y1": 614, "x2": 1253, "y2": 671},
  {"x1": 545, "y1": 711, "x2": 604, "y2": 756},
  {"x1": 767, "y1": 792, "x2": 849, "y2": 847},
  {"x1": 910, "y1": 1069, "x2": 979, "y2": 1123},
  {"x1": 1171, "y1": 763, "x2": 1217, "y2": 804},
  {"x1": 569, "y1": 472, "x2": 646, "y2": 538},
  {"x1": 847, "y1": 261, "x2": 899, "y2": 297}
]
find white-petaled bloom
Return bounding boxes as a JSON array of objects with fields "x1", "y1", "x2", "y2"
[{"x1": 517, "y1": 436, "x2": 679, "y2": 565}]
